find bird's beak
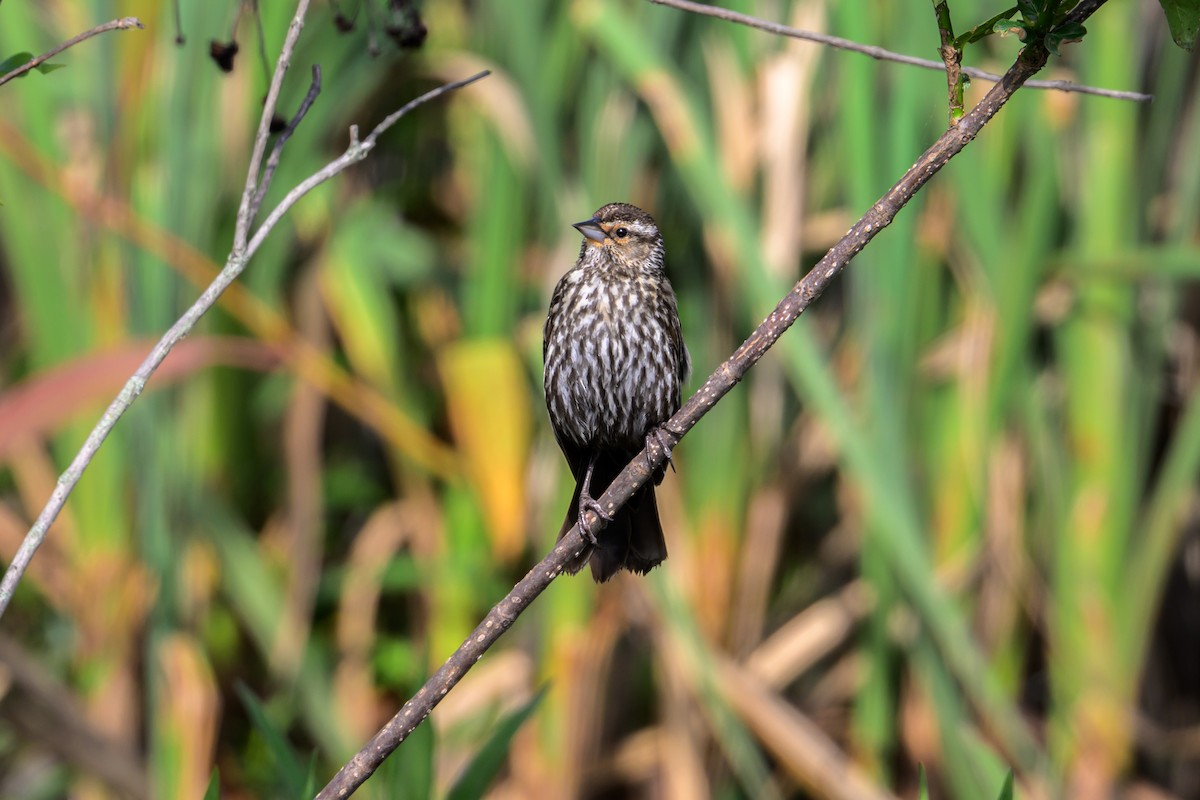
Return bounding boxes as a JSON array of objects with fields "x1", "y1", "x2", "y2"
[{"x1": 572, "y1": 217, "x2": 607, "y2": 243}]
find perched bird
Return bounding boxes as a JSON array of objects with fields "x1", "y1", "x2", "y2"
[{"x1": 543, "y1": 203, "x2": 691, "y2": 582}]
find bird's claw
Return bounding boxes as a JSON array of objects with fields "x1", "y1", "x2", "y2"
[
  {"x1": 645, "y1": 425, "x2": 680, "y2": 473},
  {"x1": 577, "y1": 492, "x2": 611, "y2": 544}
]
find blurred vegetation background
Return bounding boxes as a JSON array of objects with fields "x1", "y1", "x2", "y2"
[{"x1": 0, "y1": 1, "x2": 1198, "y2": 798}]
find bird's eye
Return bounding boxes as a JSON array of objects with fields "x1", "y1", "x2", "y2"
[{"x1": 615, "y1": 226, "x2": 629, "y2": 238}]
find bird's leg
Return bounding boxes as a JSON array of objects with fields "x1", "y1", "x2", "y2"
[
  {"x1": 577, "y1": 454, "x2": 612, "y2": 544},
  {"x1": 645, "y1": 422, "x2": 682, "y2": 474}
]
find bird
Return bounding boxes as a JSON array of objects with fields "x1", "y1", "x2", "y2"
[{"x1": 543, "y1": 203, "x2": 691, "y2": 582}]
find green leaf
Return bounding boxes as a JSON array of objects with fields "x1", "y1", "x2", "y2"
[
  {"x1": 1016, "y1": 0, "x2": 1039, "y2": 25},
  {"x1": 994, "y1": 20, "x2": 1029, "y2": 40},
  {"x1": 445, "y1": 685, "x2": 548, "y2": 800},
  {"x1": 0, "y1": 53, "x2": 33, "y2": 74},
  {"x1": 0, "y1": 52, "x2": 66, "y2": 78},
  {"x1": 918, "y1": 764, "x2": 931, "y2": 800},
  {"x1": 203, "y1": 768, "x2": 221, "y2": 800},
  {"x1": 955, "y1": 7, "x2": 1019, "y2": 47},
  {"x1": 300, "y1": 752, "x2": 320, "y2": 800},
  {"x1": 235, "y1": 683, "x2": 307, "y2": 799},
  {"x1": 1046, "y1": 22, "x2": 1087, "y2": 55},
  {"x1": 1158, "y1": 0, "x2": 1200, "y2": 50},
  {"x1": 995, "y1": 770, "x2": 1015, "y2": 800},
  {"x1": 1053, "y1": 21, "x2": 1088, "y2": 39}
]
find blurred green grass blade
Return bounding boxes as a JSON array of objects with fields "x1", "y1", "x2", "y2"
[
  {"x1": 1063, "y1": 248, "x2": 1200, "y2": 279},
  {"x1": 445, "y1": 686, "x2": 547, "y2": 800},
  {"x1": 0, "y1": 5, "x2": 89, "y2": 368},
  {"x1": 301, "y1": 752, "x2": 319, "y2": 800},
  {"x1": 1051, "y1": 3, "x2": 1142, "y2": 775},
  {"x1": 918, "y1": 764, "x2": 930, "y2": 800},
  {"x1": 855, "y1": 545, "x2": 896, "y2": 778},
  {"x1": 457, "y1": 115, "x2": 527, "y2": 339},
  {"x1": 433, "y1": 484, "x2": 496, "y2": 657},
  {"x1": 207, "y1": 512, "x2": 286, "y2": 655},
  {"x1": 680, "y1": 359, "x2": 748, "y2": 522},
  {"x1": 983, "y1": 137, "x2": 1059, "y2": 429},
  {"x1": 1144, "y1": 38, "x2": 1200, "y2": 248},
  {"x1": 1023, "y1": 368, "x2": 1069, "y2": 534},
  {"x1": 838, "y1": 3, "x2": 929, "y2": 771},
  {"x1": 204, "y1": 768, "x2": 221, "y2": 800},
  {"x1": 855, "y1": 423, "x2": 1039, "y2": 771},
  {"x1": 483, "y1": 0, "x2": 574, "y2": 230},
  {"x1": 1124, "y1": 375, "x2": 1200, "y2": 655},
  {"x1": 373, "y1": 706, "x2": 434, "y2": 800},
  {"x1": 915, "y1": 638, "x2": 1012, "y2": 798},
  {"x1": 653, "y1": 575, "x2": 777, "y2": 800},
  {"x1": 235, "y1": 683, "x2": 306, "y2": 799},
  {"x1": 322, "y1": 198, "x2": 435, "y2": 396},
  {"x1": 204, "y1": 504, "x2": 347, "y2": 758},
  {"x1": 576, "y1": 70, "x2": 656, "y2": 205},
  {"x1": 995, "y1": 770, "x2": 1015, "y2": 800},
  {"x1": 317, "y1": 556, "x2": 423, "y2": 605}
]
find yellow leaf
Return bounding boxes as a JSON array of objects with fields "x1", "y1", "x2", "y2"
[{"x1": 439, "y1": 339, "x2": 531, "y2": 561}]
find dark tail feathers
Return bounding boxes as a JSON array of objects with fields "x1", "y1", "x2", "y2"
[{"x1": 557, "y1": 454, "x2": 668, "y2": 582}]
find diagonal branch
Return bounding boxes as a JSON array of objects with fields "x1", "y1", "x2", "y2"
[
  {"x1": 315, "y1": 2, "x2": 1113, "y2": 794},
  {"x1": 0, "y1": 16, "x2": 144, "y2": 88},
  {"x1": 648, "y1": 0, "x2": 1148, "y2": 103}
]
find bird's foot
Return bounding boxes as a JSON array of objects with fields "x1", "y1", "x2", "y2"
[
  {"x1": 577, "y1": 455, "x2": 611, "y2": 545},
  {"x1": 577, "y1": 491, "x2": 611, "y2": 545},
  {"x1": 645, "y1": 423, "x2": 682, "y2": 473}
]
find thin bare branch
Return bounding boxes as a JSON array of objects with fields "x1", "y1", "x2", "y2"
[
  {"x1": 248, "y1": 64, "x2": 324, "y2": 226},
  {"x1": 0, "y1": 17, "x2": 144, "y2": 88},
  {"x1": 246, "y1": 70, "x2": 490, "y2": 257},
  {"x1": 647, "y1": 0, "x2": 1150, "y2": 103},
  {"x1": 0, "y1": 52, "x2": 487, "y2": 622},
  {"x1": 314, "y1": 1, "x2": 1118, "y2": 792},
  {"x1": 1063, "y1": 0, "x2": 1107, "y2": 26},
  {"x1": 932, "y1": 0, "x2": 966, "y2": 125},
  {"x1": 0, "y1": 2, "x2": 314, "y2": 620},
  {"x1": 233, "y1": 0, "x2": 312, "y2": 255}
]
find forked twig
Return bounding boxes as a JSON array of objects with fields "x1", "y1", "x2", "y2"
[
  {"x1": 249, "y1": 64, "x2": 324, "y2": 226},
  {"x1": 233, "y1": 0, "x2": 313, "y2": 254},
  {"x1": 0, "y1": 0, "x2": 489, "y2": 619}
]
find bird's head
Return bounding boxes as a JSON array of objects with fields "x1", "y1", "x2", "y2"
[{"x1": 573, "y1": 203, "x2": 664, "y2": 274}]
